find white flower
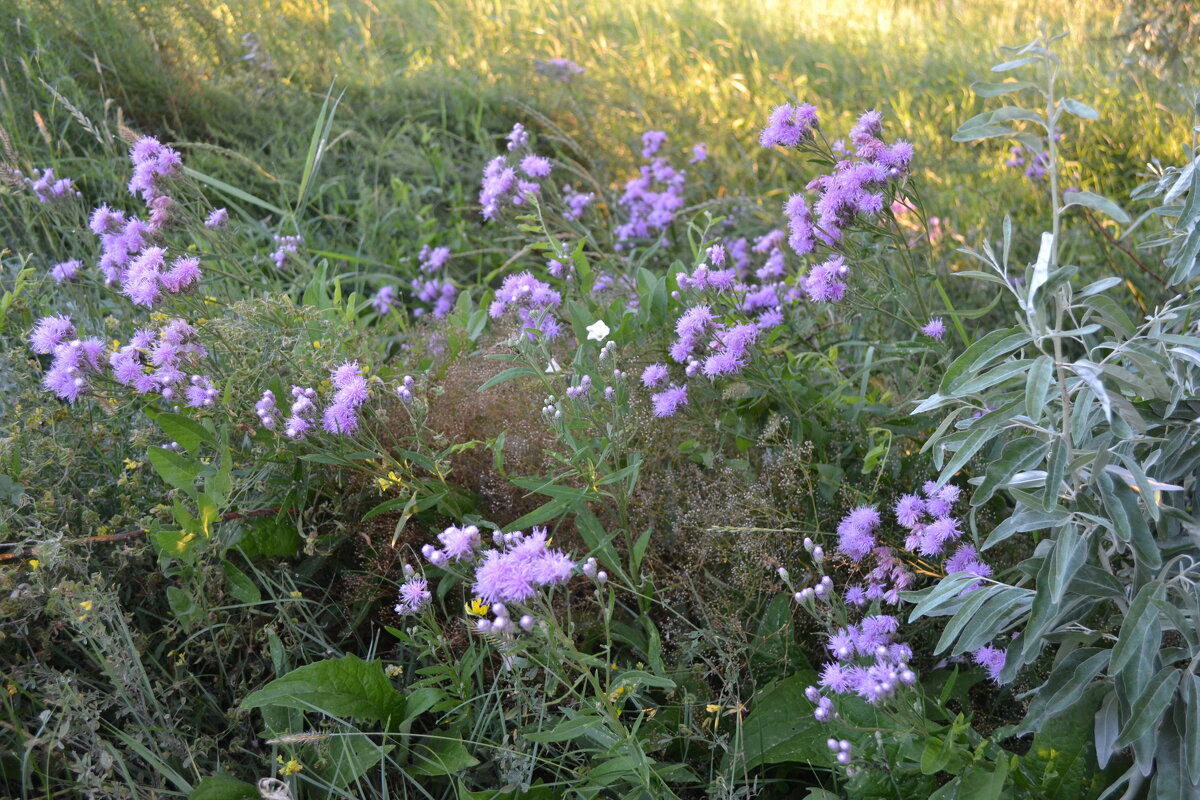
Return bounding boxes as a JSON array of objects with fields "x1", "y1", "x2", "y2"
[
  {"x1": 545, "y1": 358, "x2": 562, "y2": 373},
  {"x1": 586, "y1": 319, "x2": 610, "y2": 342}
]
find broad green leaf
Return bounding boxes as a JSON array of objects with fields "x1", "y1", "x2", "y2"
[
  {"x1": 150, "y1": 411, "x2": 214, "y2": 454},
  {"x1": 189, "y1": 774, "x2": 258, "y2": 800},
  {"x1": 992, "y1": 55, "x2": 1041, "y2": 71},
  {"x1": 940, "y1": 328, "x2": 1030, "y2": 395},
  {"x1": 1024, "y1": 355, "x2": 1054, "y2": 424},
  {"x1": 1062, "y1": 190, "x2": 1131, "y2": 225},
  {"x1": 409, "y1": 734, "x2": 480, "y2": 777},
  {"x1": 739, "y1": 671, "x2": 830, "y2": 769},
  {"x1": 237, "y1": 516, "x2": 301, "y2": 558},
  {"x1": 983, "y1": 508, "x2": 1069, "y2": 549},
  {"x1": 1111, "y1": 582, "x2": 1166, "y2": 676},
  {"x1": 222, "y1": 561, "x2": 261, "y2": 604},
  {"x1": 1046, "y1": 525, "x2": 1088, "y2": 604},
  {"x1": 972, "y1": 436, "x2": 1049, "y2": 506},
  {"x1": 1186, "y1": 675, "x2": 1200, "y2": 785},
  {"x1": 477, "y1": 366, "x2": 541, "y2": 393},
  {"x1": 1095, "y1": 690, "x2": 1120, "y2": 769},
  {"x1": 1115, "y1": 667, "x2": 1179, "y2": 748},
  {"x1": 1059, "y1": 97, "x2": 1099, "y2": 120},
  {"x1": 240, "y1": 654, "x2": 406, "y2": 723},
  {"x1": 148, "y1": 447, "x2": 201, "y2": 498},
  {"x1": 958, "y1": 758, "x2": 1009, "y2": 800},
  {"x1": 971, "y1": 80, "x2": 1039, "y2": 97},
  {"x1": 322, "y1": 731, "x2": 391, "y2": 788},
  {"x1": 1021, "y1": 649, "x2": 1109, "y2": 731},
  {"x1": 523, "y1": 714, "x2": 612, "y2": 744}
]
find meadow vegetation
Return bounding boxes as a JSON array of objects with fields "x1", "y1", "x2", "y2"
[{"x1": 1, "y1": 0, "x2": 1198, "y2": 798}]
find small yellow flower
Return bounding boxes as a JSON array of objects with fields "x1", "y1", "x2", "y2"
[
  {"x1": 312, "y1": 340, "x2": 321, "y2": 349},
  {"x1": 465, "y1": 597, "x2": 489, "y2": 616},
  {"x1": 79, "y1": 601, "x2": 94, "y2": 612},
  {"x1": 278, "y1": 758, "x2": 303, "y2": 777},
  {"x1": 5, "y1": 683, "x2": 17, "y2": 696},
  {"x1": 288, "y1": 590, "x2": 303, "y2": 599},
  {"x1": 705, "y1": 704, "x2": 721, "y2": 714},
  {"x1": 123, "y1": 458, "x2": 142, "y2": 471},
  {"x1": 385, "y1": 664, "x2": 404, "y2": 677},
  {"x1": 376, "y1": 471, "x2": 405, "y2": 493},
  {"x1": 27, "y1": 559, "x2": 38, "y2": 570}
]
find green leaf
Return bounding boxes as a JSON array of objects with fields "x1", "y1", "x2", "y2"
[
  {"x1": 1021, "y1": 649, "x2": 1110, "y2": 731},
  {"x1": 992, "y1": 55, "x2": 1041, "y2": 71},
  {"x1": 150, "y1": 412, "x2": 214, "y2": 454},
  {"x1": 940, "y1": 328, "x2": 1030, "y2": 395},
  {"x1": 1183, "y1": 675, "x2": 1200, "y2": 785},
  {"x1": 477, "y1": 366, "x2": 541, "y2": 393},
  {"x1": 237, "y1": 516, "x2": 301, "y2": 558},
  {"x1": 409, "y1": 734, "x2": 479, "y2": 777},
  {"x1": 972, "y1": 436, "x2": 1049, "y2": 506},
  {"x1": 523, "y1": 714, "x2": 612, "y2": 745},
  {"x1": 1046, "y1": 525, "x2": 1088, "y2": 604},
  {"x1": 1115, "y1": 667, "x2": 1179, "y2": 748},
  {"x1": 240, "y1": 655, "x2": 406, "y2": 723},
  {"x1": 1024, "y1": 355, "x2": 1054, "y2": 424},
  {"x1": 1062, "y1": 190, "x2": 1131, "y2": 225},
  {"x1": 167, "y1": 585, "x2": 201, "y2": 628},
  {"x1": 740, "y1": 671, "x2": 830, "y2": 769},
  {"x1": 1059, "y1": 97, "x2": 1099, "y2": 120},
  {"x1": 958, "y1": 757, "x2": 1009, "y2": 800},
  {"x1": 322, "y1": 732, "x2": 391, "y2": 788},
  {"x1": 190, "y1": 774, "x2": 259, "y2": 800},
  {"x1": 971, "y1": 80, "x2": 1039, "y2": 97},
  {"x1": 183, "y1": 166, "x2": 285, "y2": 216},
  {"x1": 222, "y1": 561, "x2": 261, "y2": 604},
  {"x1": 1111, "y1": 582, "x2": 1166, "y2": 676},
  {"x1": 1095, "y1": 690, "x2": 1120, "y2": 769},
  {"x1": 147, "y1": 447, "x2": 201, "y2": 498},
  {"x1": 1043, "y1": 438, "x2": 1068, "y2": 511}
]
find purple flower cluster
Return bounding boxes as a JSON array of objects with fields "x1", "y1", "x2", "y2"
[
  {"x1": 395, "y1": 572, "x2": 431, "y2": 615},
  {"x1": 534, "y1": 57, "x2": 584, "y2": 82},
  {"x1": 270, "y1": 235, "x2": 302, "y2": 270},
  {"x1": 768, "y1": 108, "x2": 912, "y2": 281},
  {"x1": 108, "y1": 318, "x2": 210, "y2": 402},
  {"x1": 255, "y1": 389, "x2": 279, "y2": 429},
  {"x1": 204, "y1": 208, "x2": 228, "y2": 230},
  {"x1": 759, "y1": 103, "x2": 819, "y2": 148},
  {"x1": 1006, "y1": 145, "x2": 1049, "y2": 181},
  {"x1": 562, "y1": 186, "x2": 594, "y2": 220},
  {"x1": 50, "y1": 260, "x2": 81, "y2": 284},
  {"x1": 690, "y1": 142, "x2": 708, "y2": 164},
  {"x1": 480, "y1": 124, "x2": 554, "y2": 220},
  {"x1": 489, "y1": 271, "x2": 562, "y2": 340},
  {"x1": 471, "y1": 527, "x2": 575, "y2": 604},
  {"x1": 284, "y1": 386, "x2": 318, "y2": 439},
  {"x1": 409, "y1": 244, "x2": 456, "y2": 318},
  {"x1": 29, "y1": 316, "x2": 105, "y2": 402},
  {"x1": 836, "y1": 505, "x2": 882, "y2": 560},
  {"x1": 894, "y1": 482, "x2": 967, "y2": 557},
  {"x1": 321, "y1": 361, "x2": 369, "y2": 435},
  {"x1": 28, "y1": 168, "x2": 80, "y2": 203},
  {"x1": 615, "y1": 132, "x2": 686, "y2": 247},
  {"x1": 371, "y1": 285, "x2": 398, "y2": 315},
  {"x1": 88, "y1": 138, "x2": 206, "y2": 294},
  {"x1": 396, "y1": 375, "x2": 416, "y2": 403},
  {"x1": 811, "y1": 613, "x2": 917, "y2": 710},
  {"x1": 921, "y1": 317, "x2": 946, "y2": 341}
]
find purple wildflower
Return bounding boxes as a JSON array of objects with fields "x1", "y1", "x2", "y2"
[
  {"x1": 921, "y1": 317, "x2": 946, "y2": 341},
  {"x1": 651, "y1": 384, "x2": 688, "y2": 417}
]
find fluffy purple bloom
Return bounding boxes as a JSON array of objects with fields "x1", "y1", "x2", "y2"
[
  {"x1": 372, "y1": 285, "x2": 398, "y2": 314},
  {"x1": 690, "y1": 142, "x2": 707, "y2": 163},
  {"x1": 90, "y1": 204, "x2": 125, "y2": 235},
  {"x1": 506, "y1": 123, "x2": 529, "y2": 151},
  {"x1": 419, "y1": 245, "x2": 451, "y2": 273},
  {"x1": 520, "y1": 154, "x2": 552, "y2": 178},
  {"x1": 563, "y1": 187, "x2": 594, "y2": 220},
  {"x1": 474, "y1": 548, "x2": 536, "y2": 604},
  {"x1": 836, "y1": 505, "x2": 880, "y2": 560},
  {"x1": 641, "y1": 363, "x2": 668, "y2": 388},
  {"x1": 395, "y1": 575, "x2": 431, "y2": 614},
  {"x1": 917, "y1": 517, "x2": 961, "y2": 556},
  {"x1": 438, "y1": 524, "x2": 481, "y2": 561},
  {"x1": 322, "y1": 402, "x2": 360, "y2": 435},
  {"x1": 50, "y1": 260, "x2": 81, "y2": 283},
  {"x1": 921, "y1": 317, "x2": 947, "y2": 341},
  {"x1": 161, "y1": 256, "x2": 201, "y2": 293},
  {"x1": 759, "y1": 103, "x2": 819, "y2": 148},
  {"x1": 894, "y1": 494, "x2": 925, "y2": 529},
  {"x1": 651, "y1": 384, "x2": 688, "y2": 417},
  {"x1": 674, "y1": 304, "x2": 714, "y2": 339},
  {"x1": 204, "y1": 208, "x2": 229, "y2": 229},
  {"x1": 535, "y1": 57, "x2": 584, "y2": 82},
  {"x1": 29, "y1": 315, "x2": 74, "y2": 354},
  {"x1": 820, "y1": 662, "x2": 853, "y2": 693},
  {"x1": 973, "y1": 645, "x2": 1006, "y2": 682},
  {"x1": 641, "y1": 130, "x2": 667, "y2": 159},
  {"x1": 530, "y1": 550, "x2": 575, "y2": 585},
  {"x1": 802, "y1": 256, "x2": 849, "y2": 303},
  {"x1": 185, "y1": 375, "x2": 217, "y2": 408}
]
